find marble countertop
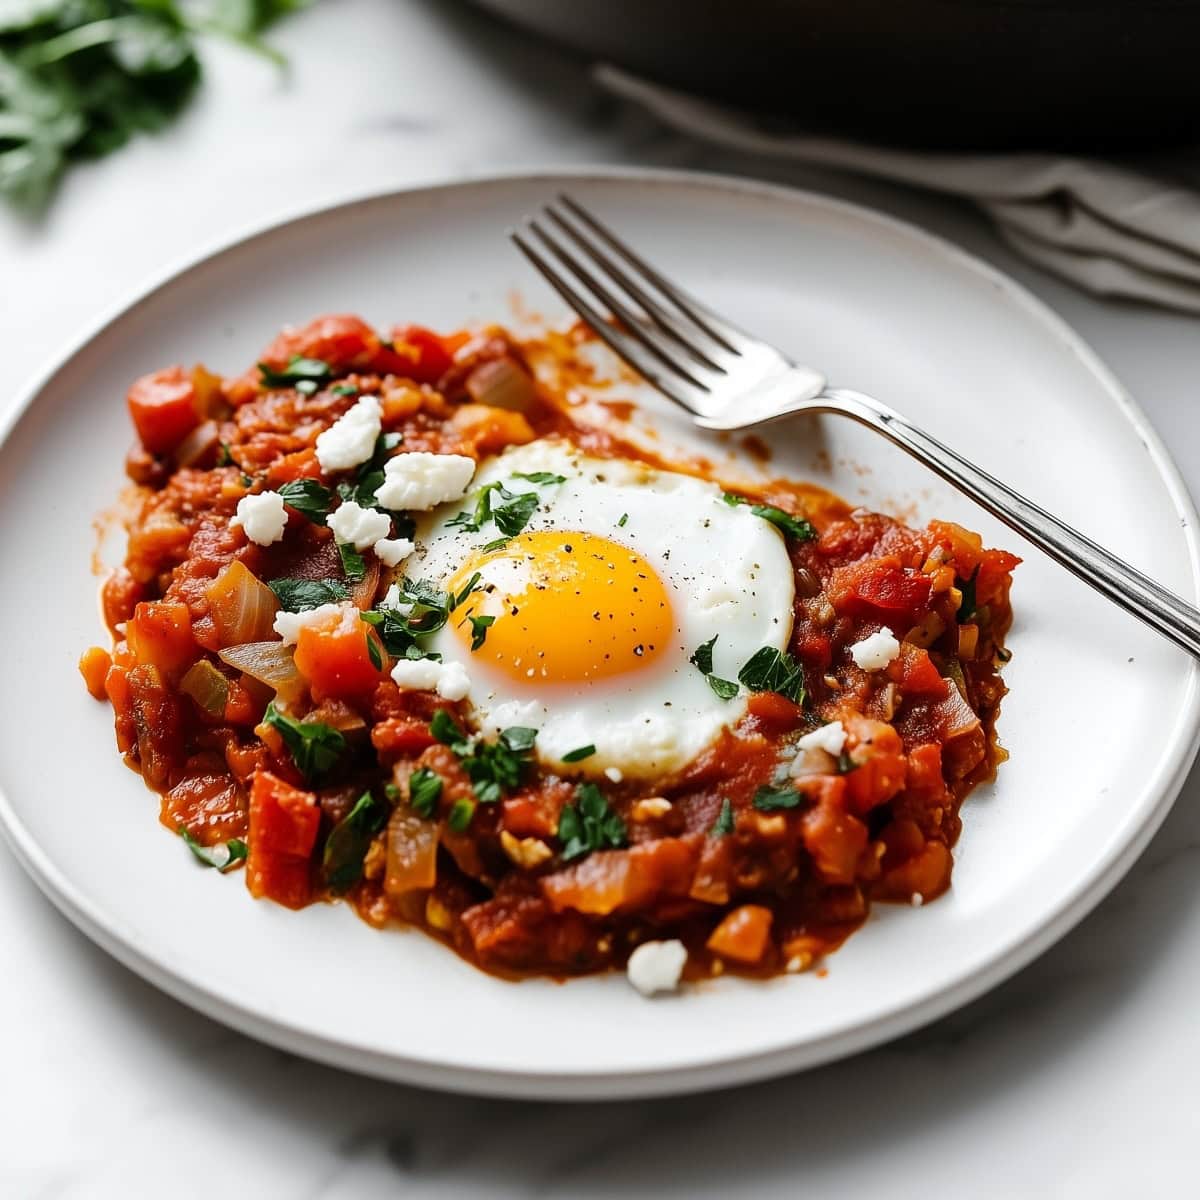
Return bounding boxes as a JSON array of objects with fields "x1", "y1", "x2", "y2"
[{"x1": 4, "y1": 2, "x2": 1199, "y2": 1195}]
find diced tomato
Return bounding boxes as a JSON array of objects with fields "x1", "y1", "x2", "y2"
[
  {"x1": 707, "y1": 904, "x2": 774, "y2": 964},
  {"x1": 104, "y1": 662, "x2": 136, "y2": 754},
  {"x1": 976, "y1": 547, "x2": 1022, "y2": 607},
  {"x1": 827, "y1": 556, "x2": 933, "y2": 629},
  {"x1": 541, "y1": 837, "x2": 700, "y2": 917},
  {"x1": 222, "y1": 678, "x2": 261, "y2": 726},
  {"x1": 79, "y1": 646, "x2": 112, "y2": 700},
  {"x1": 801, "y1": 801, "x2": 868, "y2": 885},
  {"x1": 127, "y1": 664, "x2": 185, "y2": 788},
  {"x1": 162, "y1": 768, "x2": 245, "y2": 843},
  {"x1": 125, "y1": 601, "x2": 197, "y2": 680},
  {"x1": 259, "y1": 314, "x2": 381, "y2": 374},
  {"x1": 793, "y1": 629, "x2": 833, "y2": 672},
  {"x1": 502, "y1": 779, "x2": 573, "y2": 840},
  {"x1": 245, "y1": 770, "x2": 320, "y2": 908},
  {"x1": 925, "y1": 520, "x2": 984, "y2": 578},
  {"x1": 292, "y1": 606, "x2": 386, "y2": 701},
  {"x1": 887, "y1": 643, "x2": 948, "y2": 700},
  {"x1": 127, "y1": 367, "x2": 200, "y2": 454},
  {"x1": 265, "y1": 448, "x2": 322, "y2": 488},
  {"x1": 875, "y1": 839, "x2": 953, "y2": 902},
  {"x1": 370, "y1": 715, "x2": 436, "y2": 762},
  {"x1": 381, "y1": 325, "x2": 455, "y2": 383},
  {"x1": 746, "y1": 690, "x2": 804, "y2": 731},
  {"x1": 102, "y1": 568, "x2": 145, "y2": 633},
  {"x1": 905, "y1": 743, "x2": 947, "y2": 801}
]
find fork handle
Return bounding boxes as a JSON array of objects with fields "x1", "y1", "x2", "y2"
[{"x1": 824, "y1": 387, "x2": 1200, "y2": 659}]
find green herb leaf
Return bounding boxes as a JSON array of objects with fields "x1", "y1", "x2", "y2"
[
  {"x1": 957, "y1": 565, "x2": 980, "y2": 623},
  {"x1": 617, "y1": 512, "x2": 629, "y2": 528},
  {"x1": 366, "y1": 634, "x2": 383, "y2": 670},
  {"x1": 277, "y1": 478, "x2": 334, "y2": 526},
  {"x1": 451, "y1": 571, "x2": 481, "y2": 610},
  {"x1": 408, "y1": 767, "x2": 442, "y2": 818},
  {"x1": 493, "y1": 489, "x2": 540, "y2": 537},
  {"x1": 557, "y1": 782, "x2": 627, "y2": 861},
  {"x1": 264, "y1": 701, "x2": 346, "y2": 784},
  {"x1": 512, "y1": 471, "x2": 566, "y2": 485},
  {"x1": 710, "y1": 798, "x2": 734, "y2": 837},
  {"x1": 258, "y1": 355, "x2": 332, "y2": 388},
  {"x1": 738, "y1": 646, "x2": 806, "y2": 704},
  {"x1": 447, "y1": 798, "x2": 475, "y2": 833},
  {"x1": 433, "y1": 714, "x2": 537, "y2": 803},
  {"x1": 179, "y1": 828, "x2": 247, "y2": 873},
  {"x1": 322, "y1": 790, "x2": 388, "y2": 892},
  {"x1": 338, "y1": 542, "x2": 366, "y2": 582},
  {"x1": 562, "y1": 744, "x2": 596, "y2": 763},
  {"x1": 689, "y1": 635, "x2": 738, "y2": 700},
  {"x1": 481, "y1": 537, "x2": 510, "y2": 553},
  {"x1": 330, "y1": 382, "x2": 358, "y2": 396},
  {"x1": 752, "y1": 783, "x2": 803, "y2": 811},
  {"x1": 723, "y1": 493, "x2": 816, "y2": 542},
  {"x1": 468, "y1": 613, "x2": 495, "y2": 651},
  {"x1": 447, "y1": 481, "x2": 540, "y2": 538},
  {"x1": 268, "y1": 577, "x2": 348, "y2": 612}
]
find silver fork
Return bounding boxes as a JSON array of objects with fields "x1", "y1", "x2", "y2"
[{"x1": 511, "y1": 194, "x2": 1200, "y2": 660}]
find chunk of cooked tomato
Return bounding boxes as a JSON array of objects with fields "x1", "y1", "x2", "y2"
[
  {"x1": 127, "y1": 366, "x2": 200, "y2": 454},
  {"x1": 245, "y1": 770, "x2": 320, "y2": 908},
  {"x1": 887, "y1": 643, "x2": 948, "y2": 700},
  {"x1": 707, "y1": 904, "x2": 774, "y2": 964},
  {"x1": 125, "y1": 600, "x2": 197, "y2": 680},
  {"x1": 292, "y1": 606, "x2": 386, "y2": 701},
  {"x1": 381, "y1": 324, "x2": 455, "y2": 383},
  {"x1": 259, "y1": 314, "x2": 381, "y2": 373},
  {"x1": 828, "y1": 556, "x2": 932, "y2": 628}
]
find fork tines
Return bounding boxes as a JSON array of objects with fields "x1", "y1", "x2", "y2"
[{"x1": 510, "y1": 194, "x2": 752, "y2": 414}]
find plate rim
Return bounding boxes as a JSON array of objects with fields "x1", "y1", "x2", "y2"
[{"x1": 3, "y1": 164, "x2": 1198, "y2": 1100}]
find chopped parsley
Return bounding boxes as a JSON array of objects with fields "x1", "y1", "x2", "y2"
[
  {"x1": 617, "y1": 512, "x2": 629, "y2": 528},
  {"x1": 338, "y1": 542, "x2": 366, "y2": 582},
  {"x1": 179, "y1": 828, "x2": 247, "y2": 873},
  {"x1": 216, "y1": 442, "x2": 236, "y2": 468},
  {"x1": 408, "y1": 767, "x2": 443, "y2": 819},
  {"x1": 258, "y1": 355, "x2": 332, "y2": 389},
  {"x1": 337, "y1": 432, "x2": 404, "y2": 511},
  {"x1": 451, "y1": 572, "x2": 482, "y2": 610},
  {"x1": 366, "y1": 635, "x2": 383, "y2": 670},
  {"x1": 331, "y1": 383, "x2": 359, "y2": 397},
  {"x1": 752, "y1": 783, "x2": 803, "y2": 811},
  {"x1": 448, "y1": 481, "x2": 540, "y2": 538},
  {"x1": 268, "y1": 578, "x2": 349, "y2": 612},
  {"x1": 689, "y1": 635, "x2": 739, "y2": 700},
  {"x1": 738, "y1": 646, "x2": 806, "y2": 705},
  {"x1": 957, "y1": 565, "x2": 981, "y2": 623},
  {"x1": 562, "y1": 744, "x2": 596, "y2": 763},
  {"x1": 277, "y1": 478, "x2": 334, "y2": 526},
  {"x1": 512, "y1": 471, "x2": 567, "y2": 485},
  {"x1": 361, "y1": 577, "x2": 450, "y2": 657},
  {"x1": 481, "y1": 537, "x2": 510, "y2": 553},
  {"x1": 558, "y1": 783, "x2": 627, "y2": 861},
  {"x1": 468, "y1": 614, "x2": 495, "y2": 650},
  {"x1": 722, "y1": 493, "x2": 816, "y2": 542},
  {"x1": 447, "y1": 798, "x2": 476, "y2": 833},
  {"x1": 709, "y1": 798, "x2": 734, "y2": 837},
  {"x1": 323, "y1": 790, "x2": 389, "y2": 892},
  {"x1": 263, "y1": 701, "x2": 346, "y2": 784},
  {"x1": 431, "y1": 712, "x2": 537, "y2": 804}
]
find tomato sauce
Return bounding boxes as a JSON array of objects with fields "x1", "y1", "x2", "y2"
[{"x1": 83, "y1": 314, "x2": 1019, "y2": 984}]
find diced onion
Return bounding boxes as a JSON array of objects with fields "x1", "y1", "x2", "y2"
[
  {"x1": 207, "y1": 561, "x2": 278, "y2": 646},
  {"x1": 180, "y1": 659, "x2": 230, "y2": 715},
  {"x1": 464, "y1": 357, "x2": 535, "y2": 411},
  {"x1": 218, "y1": 641, "x2": 304, "y2": 703},
  {"x1": 384, "y1": 809, "x2": 439, "y2": 897},
  {"x1": 175, "y1": 419, "x2": 219, "y2": 468}
]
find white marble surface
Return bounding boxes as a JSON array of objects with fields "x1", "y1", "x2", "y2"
[{"x1": 4, "y1": 2, "x2": 1200, "y2": 1195}]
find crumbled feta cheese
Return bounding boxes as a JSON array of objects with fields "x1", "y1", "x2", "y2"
[
  {"x1": 373, "y1": 452, "x2": 475, "y2": 511},
  {"x1": 372, "y1": 536, "x2": 415, "y2": 567},
  {"x1": 604, "y1": 766, "x2": 623, "y2": 783},
  {"x1": 626, "y1": 939, "x2": 688, "y2": 997},
  {"x1": 273, "y1": 601, "x2": 353, "y2": 645},
  {"x1": 390, "y1": 656, "x2": 471, "y2": 700},
  {"x1": 849, "y1": 629, "x2": 901, "y2": 671},
  {"x1": 328, "y1": 500, "x2": 392, "y2": 550},
  {"x1": 231, "y1": 490, "x2": 288, "y2": 546},
  {"x1": 315, "y1": 394, "x2": 382, "y2": 472},
  {"x1": 796, "y1": 720, "x2": 847, "y2": 756}
]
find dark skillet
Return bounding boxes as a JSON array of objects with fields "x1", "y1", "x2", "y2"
[{"x1": 470, "y1": 0, "x2": 1200, "y2": 150}]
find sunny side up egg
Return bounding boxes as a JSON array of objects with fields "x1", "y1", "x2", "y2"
[{"x1": 409, "y1": 440, "x2": 796, "y2": 778}]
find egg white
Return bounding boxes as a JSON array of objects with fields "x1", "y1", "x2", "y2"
[{"x1": 409, "y1": 440, "x2": 796, "y2": 778}]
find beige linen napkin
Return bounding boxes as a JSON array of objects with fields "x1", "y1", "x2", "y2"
[{"x1": 598, "y1": 65, "x2": 1200, "y2": 314}]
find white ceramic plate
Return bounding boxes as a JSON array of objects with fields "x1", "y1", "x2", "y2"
[{"x1": 2, "y1": 169, "x2": 1197, "y2": 1100}]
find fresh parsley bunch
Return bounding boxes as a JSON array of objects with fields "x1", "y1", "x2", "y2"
[{"x1": 0, "y1": 0, "x2": 303, "y2": 209}]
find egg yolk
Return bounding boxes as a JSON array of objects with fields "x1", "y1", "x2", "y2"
[{"x1": 447, "y1": 530, "x2": 674, "y2": 684}]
